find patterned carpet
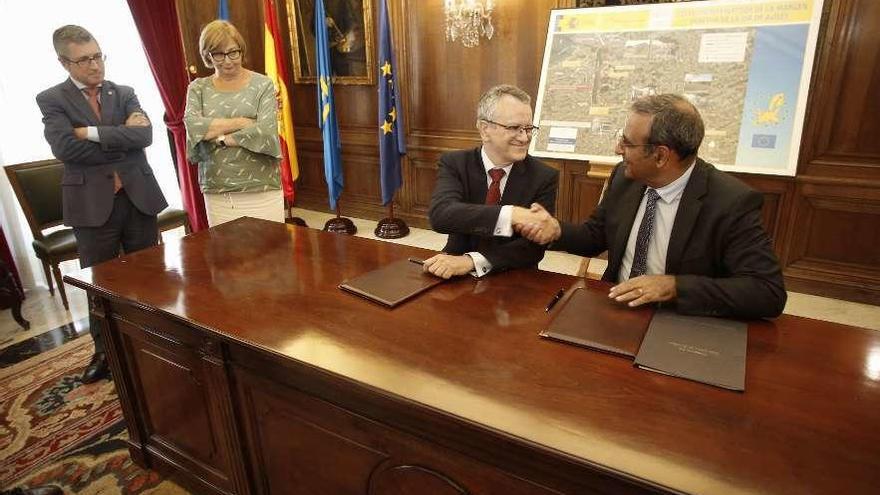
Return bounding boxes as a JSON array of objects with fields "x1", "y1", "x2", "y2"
[{"x1": 0, "y1": 336, "x2": 189, "y2": 493}]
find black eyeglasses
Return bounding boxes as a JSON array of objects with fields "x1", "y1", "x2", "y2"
[
  {"x1": 64, "y1": 53, "x2": 106, "y2": 68},
  {"x1": 483, "y1": 119, "x2": 539, "y2": 135},
  {"x1": 209, "y1": 49, "x2": 242, "y2": 62}
]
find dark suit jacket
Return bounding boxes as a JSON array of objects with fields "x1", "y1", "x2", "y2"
[
  {"x1": 429, "y1": 147, "x2": 559, "y2": 272},
  {"x1": 554, "y1": 159, "x2": 786, "y2": 319},
  {"x1": 36, "y1": 78, "x2": 167, "y2": 227}
]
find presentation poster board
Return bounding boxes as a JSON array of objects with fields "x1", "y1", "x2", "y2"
[{"x1": 530, "y1": 0, "x2": 825, "y2": 176}]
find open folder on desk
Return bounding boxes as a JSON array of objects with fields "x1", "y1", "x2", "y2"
[
  {"x1": 339, "y1": 258, "x2": 444, "y2": 308},
  {"x1": 539, "y1": 281, "x2": 654, "y2": 358},
  {"x1": 634, "y1": 310, "x2": 748, "y2": 391}
]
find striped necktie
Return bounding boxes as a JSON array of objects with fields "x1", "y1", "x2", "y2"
[{"x1": 629, "y1": 188, "x2": 660, "y2": 279}]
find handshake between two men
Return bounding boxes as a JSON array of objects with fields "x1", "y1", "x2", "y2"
[
  {"x1": 422, "y1": 91, "x2": 786, "y2": 320},
  {"x1": 422, "y1": 202, "x2": 676, "y2": 310}
]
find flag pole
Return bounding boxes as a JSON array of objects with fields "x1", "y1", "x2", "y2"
[{"x1": 375, "y1": 193, "x2": 409, "y2": 239}]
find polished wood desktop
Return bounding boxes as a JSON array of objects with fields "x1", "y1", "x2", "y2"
[{"x1": 65, "y1": 217, "x2": 880, "y2": 495}]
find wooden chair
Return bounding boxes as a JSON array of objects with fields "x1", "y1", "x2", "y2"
[
  {"x1": 5, "y1": 159, "x2": 77, "y2": 309},
  {"x1": 158, "y1": 206, "x2": 192, "y2": 242},
  {"x1": 5, "y1": 159, "x2": 190, "y2": 310}
]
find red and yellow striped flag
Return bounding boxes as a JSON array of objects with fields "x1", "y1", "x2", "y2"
[{"x1": 264, "y1": 0, "x2": 299, "y2": 201}]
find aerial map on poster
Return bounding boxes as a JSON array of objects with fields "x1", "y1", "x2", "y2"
[{"x1": 530, "y1": 0, "x2": 824, "y2": 176}]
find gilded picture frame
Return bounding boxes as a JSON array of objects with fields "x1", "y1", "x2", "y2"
[{"x1": 286, "y1": 0, "x2": 375, "y2": 85}]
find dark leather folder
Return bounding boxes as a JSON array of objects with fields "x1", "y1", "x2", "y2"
[
  {"x1": 539, "y1": 281, "x2": 654, "y2": 357},
  {"x1": 339, "y1": 259, "x2": 444, "y2": 308},
  {"x1": 634, "y1": 310, "x2": 747, "y2": 391}
]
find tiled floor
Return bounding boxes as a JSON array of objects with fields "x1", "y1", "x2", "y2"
[{"x1": 1, "y1": 210, "x2": 878, "y2": 356}]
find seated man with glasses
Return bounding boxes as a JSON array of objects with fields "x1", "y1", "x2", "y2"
[
  {"x1": 36, "y1": 25, "x2": 168, "y2": 383},
  {"x1": 518, "y1": 94, "x2": 786, "y2": 319},
  {"x1": 424, "y1": 84, "x2": 558, "y2": 279}
]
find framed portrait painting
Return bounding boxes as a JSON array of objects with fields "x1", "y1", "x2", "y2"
[{"x1": 286, "y1": 0, "x2": 375, "y2": 85}]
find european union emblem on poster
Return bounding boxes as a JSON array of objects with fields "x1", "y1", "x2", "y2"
[{"x1": 752, "y1": 134, "x2": 777, "y2": 149}]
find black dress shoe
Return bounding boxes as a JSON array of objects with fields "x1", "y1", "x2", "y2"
[
  {"x1": 81, "y1": 352, "x2": 110, "y2": 384},
  {"x1": 4, "y1": 485, "x2": 64, "y2": 495}
]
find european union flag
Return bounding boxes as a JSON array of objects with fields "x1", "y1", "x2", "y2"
[
  {"x1": 217, "y1": 0, "x2": 229, "y2": 20},
  {"x1": 315, "y1": 0, "x2": 344, "y2": 210},
  {"x1": 377, "y1": 0, "x2": 406, "y2": 205}
]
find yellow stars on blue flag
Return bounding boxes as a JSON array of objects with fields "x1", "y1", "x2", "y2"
[{"x1": 380, "y1": 59, "x2": 397, "y2": 135}]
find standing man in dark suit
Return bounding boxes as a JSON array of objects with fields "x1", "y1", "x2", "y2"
[
  {"x1": 425, "y1": 85, "x2": 558, "y2": 279},
  {"x1": 520, "y1": 94, "x2": 786, "y2": 319},
  {"x1": 37, "y1": 25, "x2": 168, "y2": 382}
]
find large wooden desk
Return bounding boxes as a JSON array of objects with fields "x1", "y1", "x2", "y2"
[{"x1": 64, "y1": 217, "x2": 880, "y2": 495}]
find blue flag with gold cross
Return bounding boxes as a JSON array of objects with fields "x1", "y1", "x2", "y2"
[
  {"x1": 315, "y1": 0, "x2": 344, "y2": 210},
  {"x1": 377, "y1": 0, "x2": 406, "y2": 205}
]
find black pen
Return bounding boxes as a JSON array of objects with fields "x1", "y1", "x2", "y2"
[
  {"x1": 544, "y1": 288, "x2": 566, "y2": 312},
  {"x1": 407, "y1": 257, "x2": 425, "y2": 265}
]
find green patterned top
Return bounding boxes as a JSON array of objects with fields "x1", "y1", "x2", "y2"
[{"x1": 184, "y1": 72, "x2": 282, "y2": 194}]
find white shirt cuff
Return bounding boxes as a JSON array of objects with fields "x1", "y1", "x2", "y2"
[
  {"x1": 493, "y1": 205, "x2": 514, "y2": 237},
  {"x1": 86, "y1": 126, "x2": 100, "y2": 142},
  {"x1": 466, "y1": 252, "x2": 492, "y2": 278}
]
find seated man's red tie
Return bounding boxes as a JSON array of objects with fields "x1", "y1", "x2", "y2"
[{"x1": 485, "y1": 168, "x2": 506, "y2": 205}]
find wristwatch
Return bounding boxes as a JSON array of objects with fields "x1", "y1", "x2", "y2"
[{"x1": 217, "y1": 134, "x2": 227, "y2": 148}]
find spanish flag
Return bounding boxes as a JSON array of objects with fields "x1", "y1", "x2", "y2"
[{"x1": 264, "y1": 0, "x2": 299, "y2": 201}]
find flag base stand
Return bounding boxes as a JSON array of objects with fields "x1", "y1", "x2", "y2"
[
  {"x1": 284, "y1": 200, "x2": 307, "y2": 227},
  {"x1": 375, "y1": 217, "x2": 409, "y2": 239},
  {"x1": 324, "y1": 217, "x2": 356, "y2": 234},
  {"x1": 374, "y1": 200, "x2": 408, "y2": 239},
  {"x1": 286, "y1": 217, "x2": 307, "y2": 227}
]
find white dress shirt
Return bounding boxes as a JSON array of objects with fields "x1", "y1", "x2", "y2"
[
  {"x1": 466, "y1": 148, "x2": 514, "y2": 277},
  {"x1": 618, "y1": 161, "x2": 696, "y2": 282}
]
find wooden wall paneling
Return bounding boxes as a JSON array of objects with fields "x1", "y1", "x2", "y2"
[
  {"x1": 406, "y1": 148, "x2": 441, "y2": 222},
  {"x1": 405, "y1": 0, "x2": 558, "y2": 139},
  {"x1": 783, "y1": 180, "x2": 880, "y2": 304},
  {"x1": 561, "y1": 162, "x2": 604, "y2": 224},
  {"x1": 799, "y1": 0, "x2": 880, "y2": 179},
  {"x1": 781, "y1": 0, "x2": 880, "y2": 304},
  {"x1": 735, "y1": 175, "x2": 794, "y2": 258}
]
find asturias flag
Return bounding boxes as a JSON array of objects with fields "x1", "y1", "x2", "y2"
[
  {"x1": 315, "y1": 0, "x2": 344, "y2": 210},
  {"x1": 377, "y1": 0, "x2": 406, "y2": 205},
  {"x1": 263, "y1": 0, "x2": 299, "y2": 202}
]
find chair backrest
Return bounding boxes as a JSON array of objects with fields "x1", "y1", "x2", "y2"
[{"x1": 4, "y1": 159, "x2": 65, "y2": 239}]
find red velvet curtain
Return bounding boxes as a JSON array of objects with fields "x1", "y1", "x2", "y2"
[{"x1": 126, "y1": 0, "x2": 208, "y2": 232}]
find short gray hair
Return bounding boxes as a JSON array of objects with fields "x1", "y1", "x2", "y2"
[
  {"x1": 631, "y1": 94, "x2": 704, "y2": 160},
  {"x1": 52, "y1": 25, "x2": 95, "y2": 57},
  {"x1": 477, "y1": 85, "x2": 531, "y2": 122}
]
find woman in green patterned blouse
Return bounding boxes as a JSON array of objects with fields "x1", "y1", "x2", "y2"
[{"x1": 184, "y1": 20, "x2": 283, "y2": 227}]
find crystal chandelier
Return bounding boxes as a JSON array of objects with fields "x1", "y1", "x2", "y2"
[{"x1": 444, "y1": 0, "x2": 495, "y2": 48}]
